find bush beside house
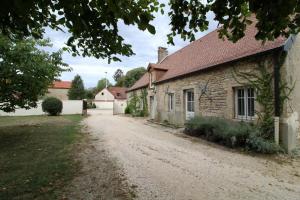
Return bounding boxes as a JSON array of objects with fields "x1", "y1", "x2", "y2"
[
  {"x1": 87, "y1": 102, "x2": 96, "y2": 109},
  {"x1": 125, "y1": 89, "x2": 148, "y2": 117},
  {"x1": 185, "y1": 116, "x2": 283, "y2": 154}
]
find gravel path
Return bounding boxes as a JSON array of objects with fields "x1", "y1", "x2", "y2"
[{"x1": 84, "y1": 110, "x2": 300, "y2": 200}]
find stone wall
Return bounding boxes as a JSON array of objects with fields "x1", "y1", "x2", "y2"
[
  {"x1": 281, "y1": 34, "x2": 300, "y2": 152},
  {"x1": 154, "y1": 54, "x2": 273, "y2": 126},
  {"x1": 126, "y1": 89, "x2": 150, "y2": 110},
  {"x1": 46, "y1": 88, "x2": 69, "y2": 100}
]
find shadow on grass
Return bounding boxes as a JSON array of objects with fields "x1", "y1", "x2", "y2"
[{"x1": 0, "y1": 115, "x2": 83, "y2": 200}]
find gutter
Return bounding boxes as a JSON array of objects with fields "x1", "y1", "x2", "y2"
[
  {"x1": 126, "y1": 84, "x2": 149, "y2": 93},
  {"x1": 156, "y1": 46, "x2": 284, "y2": 85},
  {"x1": 274, "y1": 35, "x2": 295, "y2": 116},
  {"x1": 274, "y1": 50, "x2": 282, "y2": 117}
]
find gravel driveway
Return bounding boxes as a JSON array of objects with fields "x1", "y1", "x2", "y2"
[{"x1": 84, "y1": 109, "x2": 300, "y2": 200}]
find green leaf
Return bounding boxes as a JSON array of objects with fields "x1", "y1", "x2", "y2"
[
  {"x1": 0, "y1": 34, "x2": 69, "y2": 112},
  {"x1": 147, "y1": 25, "x2": 156, "y2": 34}
]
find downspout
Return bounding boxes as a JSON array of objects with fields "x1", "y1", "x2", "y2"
[
  {"x1": 274, "y1": 50, "x2": 281, "y2": 117},
  {"x1": 273, "y1": 35, "x2": 295, "y2": 144},
  {"x1": 273, "y1": 50, "x2": 281, "y2": 144}
]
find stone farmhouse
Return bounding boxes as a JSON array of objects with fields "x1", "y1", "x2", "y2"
[
  {"x1": 47, "y1": 80, "x2": 72, "y2": 100},
  {"x1": 127, "y1": 21, "x2": 300, "y2": 152}
]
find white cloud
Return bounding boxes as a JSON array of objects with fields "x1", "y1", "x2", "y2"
[{"x1": 44, "y1": 3, "x2": 217, "y2": 88}]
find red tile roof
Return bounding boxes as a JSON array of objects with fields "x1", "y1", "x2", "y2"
[
  {"x1": 128, "y1": 19, "x2": 286, "y2": 92},
  {"x1": 50, "y1": 81, "x2": 72, "y2": 89},
  {"x1": 107, "y1": 87, "x2": 128, "y2": 99},
  {"x1": 147, "y1": 63, "x2": 169, "y2": 71},
  {"x1": 127, "y1": 73, "x2": 149, "y2": 91}
]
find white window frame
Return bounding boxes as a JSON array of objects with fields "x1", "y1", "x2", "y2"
[
  {"x1": 235, "y1": 87, "x2": 255, "y2": 120},
  {"x1": 185, "y1": 90, "x2": 195, "y2": 120},
  {"x1": 186, "y1": 90, "x2": 195, "y2": 112},
  {"x1": 149, "y1": 73, "x2": 154, "y2": 89},
  {"x1": 168, "y1": 93, "x2": 174, "y2": 112}
]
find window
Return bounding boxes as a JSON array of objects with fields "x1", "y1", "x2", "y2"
[
  {"x1": 149, "y1": 73, "x2": 153, "y2": 88},
  {"x1": 186, "y1": 91, "x2": 194, "y2": 112},
  {"x1": 116, "y1": 93, "x2": 120, "y2": 96},
  {"x1": 235, "y1": 87, "x2": 255, "y2": 119},
  {"x1": 168, "y1": 93, "x2": 174, "y2": 111}
]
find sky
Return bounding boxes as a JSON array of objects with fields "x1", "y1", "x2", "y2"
[{"x1": 44, "y1": 3, "x2": 218, "y2": 88}]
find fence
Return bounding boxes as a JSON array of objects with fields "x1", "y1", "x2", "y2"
[{"x1": 0, "y1": 100, "x2": 83, "y2": 116}]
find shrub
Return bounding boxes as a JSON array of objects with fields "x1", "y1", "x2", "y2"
[
  {"x1": 185, "y1": 116, "x2": 253, "y2": 147},
  {"x1": 87, "y1": 102, "x2": 96, "y2": 109},
  {"x1": 185, "y1": 116, "x2": 283, "y2": 153},
  {"x1": 125, "y1": 105, "x2": 131, "y2": 114},
  {"x1": 131, "y1": 109, "x2": 146, "y2": 117},
  {"x1": 246, "y1": 134, "x2": 284, "y2": 154},
  {"x1": 42, "y1": 97, "x2": 63, "y2": 116}
]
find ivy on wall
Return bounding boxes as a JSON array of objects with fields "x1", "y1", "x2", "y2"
[
  {"x1": 126, "y1": 88, "x2": 148, "y2": 117},
  {"x1": 232, "y1": 57, "x2": 294, "y2": 140}
]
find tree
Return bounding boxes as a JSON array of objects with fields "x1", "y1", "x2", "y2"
[
  {"x1": 167, "y1": 0, "x2": 300, "y2": 44},
  {"x1": 0, "y1": 0, "x2": 164, "y2": 62},
  {"x1": 96, "y1": 78, "x2": 111, "y2": 93},
  {"x1": 0, "y1": 34, "x2": 68, "y2": 112},
  {"x1": 113, "y1": 69, "x2": 124, "y2": 82},
  {"x1": 124, "y1": 67, "x2": 147, "y2": 88},
  {"x1": 115, "y1": 76, "x2": 126, "y2": 87},
  {"x1": 85, "y1": 89, "x2": 95, "y2": 100},
  {"x1": 1, "y1": 1, "x2": 299, "y2": 61},
  {"x1": 68, "y1": 75, "x2": 85, "y2": 100}
]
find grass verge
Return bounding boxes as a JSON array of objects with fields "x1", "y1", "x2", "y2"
[{"x1": 0, "y1": 115, "x2": 83, "y2": 200}]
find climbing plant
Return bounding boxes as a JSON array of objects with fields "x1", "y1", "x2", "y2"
[
  {"x1": 126, "y1": 89, "x2": 148, "y2": 117},
  {"x1": 232, "y1": 57, "x2": 294, "y2": 139},
  {"x1": 140, "y1": 88, "x2": 149, "y2": 117}
]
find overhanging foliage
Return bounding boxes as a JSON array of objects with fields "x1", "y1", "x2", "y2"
[{"x1": 1, "y1": 1, "x2": 299, "y2": 61}]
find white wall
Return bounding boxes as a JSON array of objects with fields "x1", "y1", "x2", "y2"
[
  {"x1": 95, "y1": 88, "x2": 114, "y2": 101},
  {"x1": 94, "y1": 101, "x2": 113, "y2": 109},
  {"x1": 113, "y1": 100, "x2": 127, "y2": 114},
  {"x1": 283, "y1": 35, "x2": 300, "y2": 139},
  {"x1": 0, "y1": 100, "x2": 83, "y2": 116}
]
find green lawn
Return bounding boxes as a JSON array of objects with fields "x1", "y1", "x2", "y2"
[{"x1": 0, "y1": 115, "x2": 83, "y2": 200}]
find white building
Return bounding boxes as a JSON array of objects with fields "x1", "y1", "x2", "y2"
[{"x1": 94, "y1": 87, "x2": 127, "y2": 114}]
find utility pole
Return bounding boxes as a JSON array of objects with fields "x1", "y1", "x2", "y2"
[{"x1": 105, "y1": 71, "x2": 108, "y2": 88}]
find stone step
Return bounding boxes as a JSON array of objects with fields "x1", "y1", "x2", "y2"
[
  {"x1": 296, "y1": 139, "x2": 300, "y2": 148},
  {"x1": 292, "y1": 139, "x2": 300, "y2": 157}
]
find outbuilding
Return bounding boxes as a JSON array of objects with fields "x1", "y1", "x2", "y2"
[{"x1": 94, "y1": 87, "x2": 127, "y2": 114}]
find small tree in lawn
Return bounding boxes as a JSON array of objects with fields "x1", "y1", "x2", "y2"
[
  {"x1": 68, "y1": 75, "x2": 85, "y2": 100},
  {"x1": 0, "y1": 34, "x2": 68, "y2": 112},
  {"x1": 42, "y1": 97, "x2": 63, "y2": 116}
]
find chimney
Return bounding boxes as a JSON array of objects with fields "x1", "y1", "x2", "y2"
[{"x1": 157, "y1": 47, "x2": 168, "y2": 63}]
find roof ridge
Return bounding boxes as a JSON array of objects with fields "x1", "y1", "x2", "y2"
[{"x1": 161, "y1": 27, "x2": 221, "y2": 65}]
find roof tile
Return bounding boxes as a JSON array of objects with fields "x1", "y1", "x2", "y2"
[
  {"x1": 128, "y1": 19, "x2": 286, "y2": 91},
  {"x1": 50, "y1": 81, "x2": 72, "y2": 89},
  {"x1": 108, "y1": 87, "x2": 128, "y2": 99}
]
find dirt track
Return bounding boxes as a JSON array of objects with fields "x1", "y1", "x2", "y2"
[{"x1": 74, "y1": 109, "x2": 300, "y2": 200}]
